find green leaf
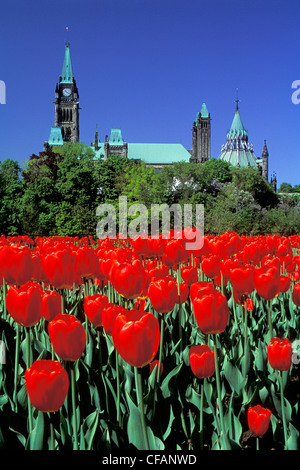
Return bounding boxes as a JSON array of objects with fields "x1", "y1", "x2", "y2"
[
  {"x1": 223, "y1": 356, "x2": 246, "y2": 396},
  {"x1": 7, "y1": 426, "x2": 26, "y2": 448},
  {"x1": 30, "y1": 411, "x2": 45, "y2": 450},
  {"x1": 161, "y1": 362, "x2": 183, "y2": 399},
  {"x1": 83, "y1": 410, "x2": 99, "y2": 450},
  {"x1": 162, "y1": 404, "x2": 175, "y2": 441},
  {"x1": 286, "y1": 423, "x2": 299, "y2": 450},
  {"x1": 126, "y1": 392, "x2": 162, "y2": 450},
  {"x1": 253, "y1": 338, "x2": 267, "y2": 372}
]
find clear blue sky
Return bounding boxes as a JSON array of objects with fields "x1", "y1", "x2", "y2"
[{"x1": 0, "y1": 0, "x2": 299, "y2": 187}]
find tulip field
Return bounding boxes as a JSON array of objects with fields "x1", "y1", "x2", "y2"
[{"x1": 0, "y1": 230, "x2": 299, "y2": 451}]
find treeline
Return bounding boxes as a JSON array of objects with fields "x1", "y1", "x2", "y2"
[{"x1": 0, "y1": 142, "x2": 299, "y2": 237}]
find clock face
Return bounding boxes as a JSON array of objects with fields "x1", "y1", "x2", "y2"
[{"x1": 63, "y1": 88, "x2": 71, "y2": 97}]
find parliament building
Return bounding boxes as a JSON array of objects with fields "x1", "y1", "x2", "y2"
[{"x1": 44, "y1": 42, "x2": 276, "y2": 190}]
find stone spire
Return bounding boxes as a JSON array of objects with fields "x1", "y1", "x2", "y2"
[
  {"x1": 60, "y1": 42, "x2": 74, "y2": 84},
  {"x1": 190, "y1": 103, "x2": 211, "y2": 163},
  {"x1": 262, "y1": 140, "x2": 269, "y2": 181}
]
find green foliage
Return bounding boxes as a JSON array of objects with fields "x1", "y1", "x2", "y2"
[
  {"x1": 279, "y1": 182, "x2": 293, "y2": 193},
  {"x1": 0, "y1": 159, "x2": 24, "y2": 235},
  {"x1": 0, "y1": 147, "x2": 298, "y2": 237},
  {"x1": 230, "y1": 167, "x2": 279, "y2": 208}
]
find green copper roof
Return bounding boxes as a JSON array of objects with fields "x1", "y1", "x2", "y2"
[
  {"x1": 127, "y1": 143, "x2": 191, "y2": 164},
  {"x1": 109, "y1": 128, "x2": 124, "y2": 145},
  {"x1": 48, "y1": 126, "x2": 64, "y2": 145},
  {"x1": 195, "y1": 103, "x2": 209, "y2": 122},
  {"x1": 60, "y1": 43, "x2": 73, "y2": 84},
  {"x1": 219, "y1": 148, "x2": 258, "y2": 168},
  {"x1": 227, "y1": 108, "x2": 248, "y2": 139},
  {"x1": 200, "y1": 103, "x2": 209, "y2": 118},
  {"x1": 218, "y1": 105, "x2": 259, "y2": 169},
  {"x1": 91, "y1": 140, "x2": 191, "y2": 164}
]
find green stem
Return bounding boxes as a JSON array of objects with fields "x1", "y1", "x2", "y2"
[
  {"x1": 97, "y1": 328, "x2": 102, "y2": 373},
  {"x1": 49, "y1": 413, "x2": 55, "y2": 450},
  {"x1": 70, "y1": 362, "x2": 79, "y2": 450},
  {"x1": 157, "y1": 314, "x2": 164, "y2": 385},
  {"x1": 59, "y1": 289, "x2": 64, "y2": 314},
  {"x1": 221, "y1": 272, "x2": 224, "y2": 296},
  {"x1": 116, "y1": 351, "x2": 121, "y2": 426},
  {"x1": 25, "y1": 328, "x2": 33, "y2": 446},
  {"x1": 200, "y1": 380, "x2": 204, "y2": 451},
  {"x1": 267, "y1": 299, "x2": 273, "y2": 341},
  {"x1": 2, "y1": 277, "x2": 7, "y2": 319},
  {"x1": 213, "y1": 334, "x2": 230, "y2": 450},
  {"x1": 256, "y1": 436, "x2": 259, "y2": 450},
  {"x1": 243, "y1": 305, "x2": 248, "y2": 377},
  {"x1": 279, "y1": 370, "x2": 288, "y2": 449},
  {"x1": 232, "y1": 297, "x2": 239, "y2": 332},
  {"x1": 136, "y1": 367, "x2": 150, "y2": 450},
  {"x1": 176, "y1": 265, "x2": 183, "y2": 354},
  {"x1": 13, "y1": 324, "x2": 21, "y2": 412}
]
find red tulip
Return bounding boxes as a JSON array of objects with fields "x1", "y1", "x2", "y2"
[
  {"x1": 75, "y1": 246, "x2": 97, "y2": 279},
  {"x1": 25, "y1": 360, "x2": 69, "y2": 412},
  {"x1": 189, "y1": 344, "x2": 215, "y2": 379},
  {"x1": 41, "y1": 248, "x2": 76, "y2": 289},
  {"x1": 102, "y1": 303, "x2": 127, "y2": 336},
  {"x1": 247, "y1": 405, "x2": 272, "y2": 437},
  {"x1": 42, "y1": 290, "x2": 62, "y2": 322},
  {"x1": 83, "y1": 294, "x2": 109, "y2": 327},
  {"x1": 178, "y1": 281, "x2": 189, "y2": 304},
  {"x1": 163, "y1": 239, "x2": 188, "y2": 267},
  {"x1": 109, "y1": 259, "x2": 146, "y2": 300},
  {"x1": 6, "y1": 281, "x2": 43, "y2": 327},
  {"x1": 229, "y1": 266, "x2": 254, "y2": 296},
  {"x1": 253, "y1": 266, "x2": 281, "y2": 300},
  {"x1": 181, "y1": 266, "x2": 198, "y2": 286},
  {"x1": 246, "y1": 298, "x2": 254, "y2": 311},
  {"x1": 131, "y1": 235, "x2": 150, "y2": 257},
  {"x1": 148, "y1": 277, "x2": 178, "y2": 313},
  {"x1": 0, "y1": 245, "x2": 33, "y2": 286},
  {"x1": 190, "y1": 281, "x2": 215, "y2": 303},
  {"x1": 279, "y1": 276, "x2": 291, "y2": 294},
  {"x1": 192, "y1": 287, "x2": 229, "y2": 334},
  {"x1": 147, "y1": 234, "x2": 167, "y2": 257},
  {"x1": 201, "y1": 255, "x2": 221, "y2": 280},
  {"x1": 112, "y1": 311, "x2": 160, "y2": 368},
  {"x1": 292, "y1": 283, "x2": 300, "y2": 306},
  {"x1": 31, "y1": 251, "x2": 50, "y2": 284},
  {"x1": 48, "y1": 314, "x2": 86, "y2": 361},
  {"x1": 267, "y1": 337, "x2": 292, "y2": 371}
]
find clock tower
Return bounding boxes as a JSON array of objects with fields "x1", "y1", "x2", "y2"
[{"x1": 54, "y1": 42, "x2": 79, "y2": 143}]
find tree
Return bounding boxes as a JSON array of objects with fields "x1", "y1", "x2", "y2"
[
  {"x1": 279, "y1": 182, "x2": 293, "y2": 193},
  {"x1": 95, "y1": 154, "x2": 130, "y2": 203},
  {"x1": 0, "y1": 159, "x2": 24, "y2": 235},
  {"x1": 230, "y1": 167, "x2": 278, "y2": 208}
]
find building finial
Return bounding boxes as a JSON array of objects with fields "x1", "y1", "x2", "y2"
[
  {"x1": 235, "y1": 88, "x2": 240, "y2": 111},
  {"x1": 65, "y1": 26, "x2": 70, "y2": 46}
]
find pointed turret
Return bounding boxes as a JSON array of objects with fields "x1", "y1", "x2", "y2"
[
  {"x1": 44, "y1": 41, "x2": 80, "y2": 149},
  {"x1": 227, "y1": 107, "x2": 248, "y2": 140},
  {"x1": 60, "y1": 42, "x2": 73, "y2": 84},
  {"x1": 219, "y1": 97, "x2": 257, "y2": 168},
  {"x1": 93, "y1": 125, "x2": 99, "y2": 151},
  {"x1": 191, "y1": 102, "x2": 211, "y2": 163},
  {"x1": 262, "y1": 140, "x2": 269, "y2": 181}
]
